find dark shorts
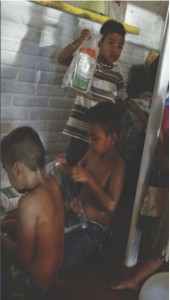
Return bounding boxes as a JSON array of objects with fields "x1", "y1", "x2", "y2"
[
  {"x1": 60, "y1": 219, "x2": 108, "y2": 272},
  {"x1": 1, "y1": 251, "x2": 50, "y2": 300}
]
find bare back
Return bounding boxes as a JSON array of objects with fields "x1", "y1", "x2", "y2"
[
  {"x1": 80, "y1": 149, "x2": 125, "y2": 224},
  {"x1": 17, "y1": 176, "x2": 64, "y2": 287}
]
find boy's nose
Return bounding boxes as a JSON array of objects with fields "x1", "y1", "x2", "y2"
[{"x1": 112, "y1": 45, "x2": 118, "y2": 53}]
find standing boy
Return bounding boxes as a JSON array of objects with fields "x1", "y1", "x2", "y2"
[
  {"x1": 58, "y1": 20, "x2": 128, "y2": 166},
  {"x1": 60, "y1": 101, "x2": 126, "y2": 271},
  {"x1": 1, "y1": 126, "x2": 64, "y2": 299}
]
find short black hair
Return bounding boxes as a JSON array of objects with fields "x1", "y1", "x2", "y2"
[
  {"x1": 100, "y1": 20, "x2": 126, "y2": 38},
  {"x1": 86, "y1": 101, "x2": 121, "y2": 136},
  {"x1": 127, "y1": 55, "x2": 159, "y2": 97},
  {"x1": 1, "y1": 126, "x2": 45, "y2": 170}
]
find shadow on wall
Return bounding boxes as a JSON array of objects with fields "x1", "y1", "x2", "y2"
[
  {"x1": 1, "y1": 2, "x2": 86, "y2": 187},
  {"x1": 1, "y1": 2, "x2": 83, "y2": 169}
]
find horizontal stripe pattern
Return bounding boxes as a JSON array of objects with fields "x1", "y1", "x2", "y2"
[{"x1": 63, "y1": 60, "x2": 128, "y2": 141}]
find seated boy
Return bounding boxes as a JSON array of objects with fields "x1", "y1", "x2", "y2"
[
  {"x1": 1, "y1": 126, "x2": 64, "y2": 299},
  {"x1": 59, "y1": 101, "x2": 126, "y2": 272}
]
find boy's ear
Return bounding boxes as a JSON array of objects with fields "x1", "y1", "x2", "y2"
[
  {"x1": 111, "y1": 133, "x2": 118, "y2": 145},
  {"x1": 14, "y1": 161, "x2": 22, "y2": 176},
  {"x1": 98, "y1": 37, "x2": 104, "y2": 47}
]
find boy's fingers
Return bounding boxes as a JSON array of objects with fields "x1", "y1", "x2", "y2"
[{"x1": 81, "y1": 29, "x2": 91, "y2": 40}]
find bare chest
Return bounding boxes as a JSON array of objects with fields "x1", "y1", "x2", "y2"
[{"x1": 86, "y1": 157, "x2": 113, "y2": 187}]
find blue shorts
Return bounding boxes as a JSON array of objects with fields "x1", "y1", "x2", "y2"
[{"x1": 60, "y1": 219, "x2": 108, "y2": 272}]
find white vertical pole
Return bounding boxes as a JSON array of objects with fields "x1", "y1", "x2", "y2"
[{"x1": 124, "y1": 14, "x2": 169, "y2": 267}]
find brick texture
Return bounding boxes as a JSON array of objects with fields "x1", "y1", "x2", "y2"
[{"x1": 1, "y1": 1, "x2": 167, "y2": 185}]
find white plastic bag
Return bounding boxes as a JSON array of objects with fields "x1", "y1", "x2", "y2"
[{"x1": 62, "y1": 35, "x2": 99, "y2": 94}]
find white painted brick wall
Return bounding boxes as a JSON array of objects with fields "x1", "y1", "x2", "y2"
[{"x1": 1, "y1": 0, "x2": 168, "y2": 186}]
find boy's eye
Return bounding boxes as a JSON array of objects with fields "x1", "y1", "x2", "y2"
[
  {"x1": 108, "y1": 41, "x2": 123, "y2": 50},
  {"x1": 92, "y1": 137, "x2": 98, "y2": 141},
  {"x1": 89, "y1": 135, "x2": 99, "y2": 141}
]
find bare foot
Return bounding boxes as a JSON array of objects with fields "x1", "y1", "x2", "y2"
[{"x1": 111, "y1": 278, "x2": 139, "y2": 291}]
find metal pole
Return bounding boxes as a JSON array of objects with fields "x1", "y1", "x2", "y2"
[{"x1": 124, "y1": 13, "x2": 169, "y2": 267}]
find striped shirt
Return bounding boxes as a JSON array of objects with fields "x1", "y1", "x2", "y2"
[{"x1": 63, "y1": 59, "x2": 128, "y2": 142}]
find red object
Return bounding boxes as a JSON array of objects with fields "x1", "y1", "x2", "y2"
[
  {"x1": 161, "y1": 105, "x2": 169, "y2": 138},
  {"x1": 79, "y1": 48, "x2": 96, "y2": 59}
]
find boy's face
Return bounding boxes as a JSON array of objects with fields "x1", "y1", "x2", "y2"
[
  {"x1": 99, "y1": 33, "x2": 124, "y2": 64},
  {"x1": 87, "y1": 123, "x2": 115, "y2": 155},
  {"x1": 2, "y1": 160, "x2": 26, "y2": 194}
]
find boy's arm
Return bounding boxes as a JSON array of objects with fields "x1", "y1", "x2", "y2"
[
  {"x1": 16, "y1": 195, "x2": 37, "y2": 263},
  {"x1": 1, "y1": 232, "x2": 18, "y2": 256},
  {"x1": 1, "y1": 194, "x2": 37, "y2": 263},
  {"x1": 1, "y1": 212, "x2": 18, "y2": 256},
  {"x1": 1, "y1": 217, "x2": 17, "y2": 233},
  {"x1": 57, "y1": 29, "x2": 91, "y2": 66},
  {"x1": 71, "y1": 159, "x2": 126, "y2": 214},
  {"x1": 128, "y1": 101, "x2": 149, "y2": 128}
]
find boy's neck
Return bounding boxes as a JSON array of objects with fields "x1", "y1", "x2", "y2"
[
  {"x1": 97, "y1": 56, "x2": 114, "y2": 68},
  {"x1": 98, "y1": 146, "x2": 117, "y2": 160},
  {"x1": 21, "y1": 169, "x2": 48, "y2": 192}
]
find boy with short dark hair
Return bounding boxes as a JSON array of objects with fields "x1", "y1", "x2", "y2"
[
  {"x1": 60, "y1": 101, "x2": 126, "y2": 271},
  {"x1": 1, "y1": 126, "x2": 64, "y2": 299},
  {"x1": 58, "y1": 20, "x2": 128, "y2": 166}
]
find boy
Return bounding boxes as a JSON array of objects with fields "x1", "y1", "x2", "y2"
[
  {"x1": 1, "y1": 126, "x2": 64, "y2": 299},
  {"x1": 60, "y1": 101, "x2": 126, "y2": 271},
  {"x1": 58, "y1": 20, "x2": 128, "y2": 166}
]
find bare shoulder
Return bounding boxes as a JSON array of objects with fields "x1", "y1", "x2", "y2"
[
  {"x1": 18, "y1": 192, "x2": 34, "y2": 209},
  {"x1": 18, "y1": 177, "x2": 62, "y2": 212},
  {"x1": 118, "y1": 153, "x2": 126, "y2": 170},
  {"x1": 114, "y1": 149, "x2": 126, "y2": 167},
  {"x1": 111, "y1": 150, "x2": 126, "y2": 177},
  {"x1": 17, "y1": 192, "x2": 38, "y2": 223}
]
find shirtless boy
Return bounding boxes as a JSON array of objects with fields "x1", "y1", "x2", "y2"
[
  {"x1": 1, "y1": 126, "x2": 64, "y2": 299},
  {"x1": 60, "y1": 101, "x2": 126, "y2": 271}
]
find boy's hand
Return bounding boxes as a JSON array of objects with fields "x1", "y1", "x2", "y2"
[
  {"x1": 70, "y1": 164, "x2": 89, "y2": 183},
  {"x1": 54, "y1": 154, "x2": 67, "y2": 165},
  {"x1": 79, "y1": 29, "x2": 91, "y2": 42}
]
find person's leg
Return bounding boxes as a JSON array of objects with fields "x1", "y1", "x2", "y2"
[
  {"x1": 111, "y1": 257, "x2": 164, "y2": 291},
  {"x1": 66, "y1": 137, "x2": 89, "y2": 166}
]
